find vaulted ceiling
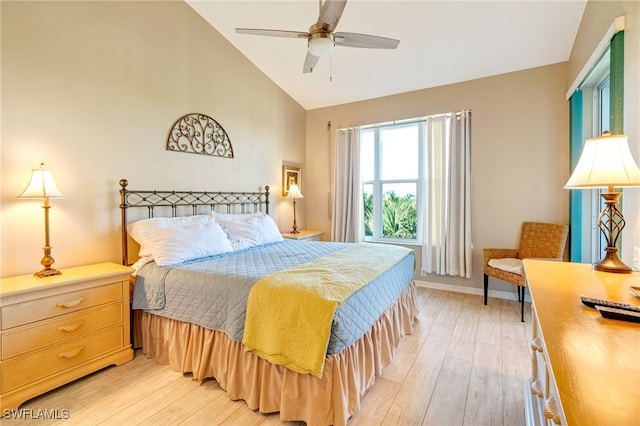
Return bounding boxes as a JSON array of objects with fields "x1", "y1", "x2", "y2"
[{"x1": 187, "y1": 1, "x2": 587, "y2": 110}]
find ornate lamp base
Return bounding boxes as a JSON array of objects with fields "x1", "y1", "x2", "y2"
[
  {"x1": 34, "y1": 267, "x2": 62, "y2": 278},
  {"x1": 594, "y1": 192, "x2": 632, "y2": 274},
  {"x1": 35, "y1": 245, "x2": 62, "y2": 278},
  {"x1": 594, "y1": 248, "x2": 632, "y2": 273}
]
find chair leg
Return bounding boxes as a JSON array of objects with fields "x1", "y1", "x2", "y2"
[
  {"x1": 483, "y1": 274, "x2": 488, "y2": 305},
  {"x1": 517, "y1": 286, "x2": 522, "y2": 302},
  {"x1": 520, "y1": 288, "x2": 525, "y2": 322}
]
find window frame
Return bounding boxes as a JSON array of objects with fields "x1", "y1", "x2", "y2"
[
  {"x1": 361, "y1": 119, "x2": 424, "y2": 245},
  {"x1": 576, "y1": 49, "x2": 611, "y2": 264}
]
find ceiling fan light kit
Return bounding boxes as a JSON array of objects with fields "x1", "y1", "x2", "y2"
[
  {"x1": 308, "y1": 31, "x2": 335, "y2": 57},
  {"x1": 235, "y1": 0, "x2": 399, "y2": 74}
]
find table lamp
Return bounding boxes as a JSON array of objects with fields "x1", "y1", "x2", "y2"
[
  {"x1": 287, "y1": 184, "x2": 304, "y2": 234},
  {"x1": 565, "y1": 132, "x2": 640, "y2": 273},
  {"x1": 17, "y1": 163, "x2": 65, "y2": 277}
]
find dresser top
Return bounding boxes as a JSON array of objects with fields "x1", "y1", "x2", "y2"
[
  {"x1": 524, "y1": 260, "x2": 640, "y2": 426},
  {"x1": 0, "y1": 262, "x2": 133, "y2": 298}
]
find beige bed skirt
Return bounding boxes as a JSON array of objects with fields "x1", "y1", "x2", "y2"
[{"x1": 133, "y1": 281, "x2": 417, "y2": 426}]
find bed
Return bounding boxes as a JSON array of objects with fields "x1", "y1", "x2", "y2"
[{"x1": 119, "y1": 179, "x2": 417, "y2": 425}]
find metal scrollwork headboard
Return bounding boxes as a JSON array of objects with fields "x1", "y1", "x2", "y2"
[
  {"x1": 166, "y1": 113, "x2": 234, "y2": 158},
  {"x1": 119, "y1": 179, "x2": 269, "y2": 265}
]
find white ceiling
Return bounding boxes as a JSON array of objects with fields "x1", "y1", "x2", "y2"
[{"x1": 187, "y1": 1, "x2": 587, "y2": 110}]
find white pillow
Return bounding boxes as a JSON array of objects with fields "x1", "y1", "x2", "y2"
[
  {"x1": 131, "y1": 221, "x2": 233, "y2": 266},
  {"x1": 127, "y1": 215, "x2": 212, "y2": 257},
  {"x1": 220, "y1": 220, "x2": 260, "y2": 250},
  {"x1": 209, "y1": 211, "x2": 263, "y2": 222},
  {"x1": 254, "y1": 214, "x2": 284, "y2": 243},
  {"x1": 215, "y1": 212, "x2": 283, "y2": 250},
  {"x1": 488, "y1": 258, "x2": 524, "y2": 276}
]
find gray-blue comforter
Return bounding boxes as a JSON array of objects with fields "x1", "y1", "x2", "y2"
[{"x1": 133, "y1": 240, "x2": 414, "y2": 354}]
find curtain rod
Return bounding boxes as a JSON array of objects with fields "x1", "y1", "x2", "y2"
[
  {"x1": 339, "y1": 110, "x2": 471, "y2": 132},
  {"x1": 566, "y1": 16, "x2": 624, "y2": 100}
]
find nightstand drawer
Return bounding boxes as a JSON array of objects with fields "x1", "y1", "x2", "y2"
[
  {"x1": 2, "y1": 282, "x2": 122, "y2": 329},
  {"x1": 2, "y1": 302, "x2": 123, "y2": 360},
  {"x1": 1, "y1": 324, "x2": 123, "y2": 393}
]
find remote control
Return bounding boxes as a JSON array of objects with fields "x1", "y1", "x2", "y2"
[
  {"x1": 595, "y1": 305, "x2": 640, "y2": 323},
  {"x1": 580, "y1": 296, "x2": 640, "y2": 313}
]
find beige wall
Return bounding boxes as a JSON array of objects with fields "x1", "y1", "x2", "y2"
[
  {"x1": 1, "y1": 1, "x2": 306, "y2": 277},
  {"x1": 3, "y1": 0, "x2": 638, "y2": 291},
  {"x1": 567, "y1": 0, "x2": 640, "y2": 268},
  {"x1": 306, "y1": 63, "x2": 570, "y2": 294}
]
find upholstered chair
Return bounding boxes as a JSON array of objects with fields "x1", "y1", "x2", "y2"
[{"x1": 483, "y1": 222, "x2": 569, "y2": 322}]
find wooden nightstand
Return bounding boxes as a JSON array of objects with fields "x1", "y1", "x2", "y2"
[
  {"x1": 281, "y1": 230, "x2": 324, "y2": 241},
  {"x1": 0, "y1": 262, "x2": 134, "y2": 411}
]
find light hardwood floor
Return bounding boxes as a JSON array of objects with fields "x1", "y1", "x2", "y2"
[{"x1": 3, "y1": 288, "x2": 531, "y2": 425}]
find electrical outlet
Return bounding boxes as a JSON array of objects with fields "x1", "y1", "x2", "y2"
[{"x1": 633, "y1": 247, "x2": 640, "y2": 270}]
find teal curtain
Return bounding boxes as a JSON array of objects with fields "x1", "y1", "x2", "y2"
[
  {"x1": 610, "y1": 31, "x2": 624, "y2": 133},
  {"x1": 569, "y1": 91, "x2": 583, "y2": 262},
  {"x1": 610, "y1": 30, "x2": 624, "y2": 252}
]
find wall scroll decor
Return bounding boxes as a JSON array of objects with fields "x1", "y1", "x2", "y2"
[
  {"x1": 166, "y1": 113, "x2": 234, "y2": 158},
  {"x1": 282, "y1": 165, "x2": 301, "y2": 196}
]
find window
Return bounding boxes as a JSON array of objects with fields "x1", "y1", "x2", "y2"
[
  {"x1": 572, "y1": 47, "x2": 611, "y2": 263},
  {"x1": 346, "y1": 110, "x2": 471, "y2": 276},
  {"x1": 570, "y1": 23, "x2": 627, "y2": 263},
  {"x1": 361, "y1": 120, "x2": 422, "y2": 243}
]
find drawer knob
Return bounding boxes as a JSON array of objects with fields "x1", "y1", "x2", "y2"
[
  {"x1": 57, "y1": 320, "x2": 86, "y2": 332},
  {"x1": 57, "y1": 345, "x2": 85, "y2": 359},
  {"x1": 531, "y1": 337, "x2": 543, "y2": 352},
  {"x1": 544, "y1": 396, "x2": 562, "y2": 424},
  {"x1": 530, "y1": 379, "x2": 544, "y2": 398},
  {"x1": 56, "y1": 297, "x2": 85, "y2": 309}
]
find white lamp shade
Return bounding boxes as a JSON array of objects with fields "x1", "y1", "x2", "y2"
[
  {"x1": 565, "y1": 133, "x2": 640, "y2": 189},
  {"x1": 308, "y1": 33, "x2": 335, "y2": 57},
  {"x1": 287, "y1": 184, "x2": 304, "y2": 199},
  {"x1": 18, "y1": 164, "x2": 65, "y2": 199}
]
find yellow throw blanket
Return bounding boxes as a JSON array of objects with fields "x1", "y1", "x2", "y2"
[{"x1": 242, "y1": 243, "x2": 413, "y2": 378}]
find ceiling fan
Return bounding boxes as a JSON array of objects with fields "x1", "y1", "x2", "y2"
[{"x1": 236, "y1": 0, "x2": 400, "y2": 74}]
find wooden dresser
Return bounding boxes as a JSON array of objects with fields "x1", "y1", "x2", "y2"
[
  {"x1": 523, "y1": 260, "x2": 640, "y2": 425},
  {"x1": 0, "y1": 262, "x2": 134, "y2": 411}
]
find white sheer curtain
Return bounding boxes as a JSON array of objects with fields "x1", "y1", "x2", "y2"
[
  {"x1": 331, "y1": 127, "x2": 364, "y2": 243},
  {"x1": 421, "y1": 110, "x2": 472, "y2": 278}
]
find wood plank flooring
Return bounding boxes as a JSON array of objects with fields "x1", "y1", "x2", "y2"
[{"x1": 3, "y1": 288, "x2": 531, "y2": 425}]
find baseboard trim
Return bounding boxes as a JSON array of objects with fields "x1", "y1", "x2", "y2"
[{"x1": 414, "y1": 279, "x2": 532, "y2": 303}]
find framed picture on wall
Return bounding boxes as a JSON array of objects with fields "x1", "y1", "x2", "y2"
[{"x1": 282, "y1": 166, "x2": 301, "y2": 196}]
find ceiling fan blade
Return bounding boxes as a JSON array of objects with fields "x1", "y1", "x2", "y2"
[
  {"x1": 236, "y1": 28, "x2": 309, "y2": 39},
  {"x1": 317, "y1": 0, "x2": 347, "y2": 32},
  {"x1": 303, "y1": 51, "x2": 320, "y2": 74},
  {"x1": 334, "y1": 32, "x2": 400, "y2": 49}
]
